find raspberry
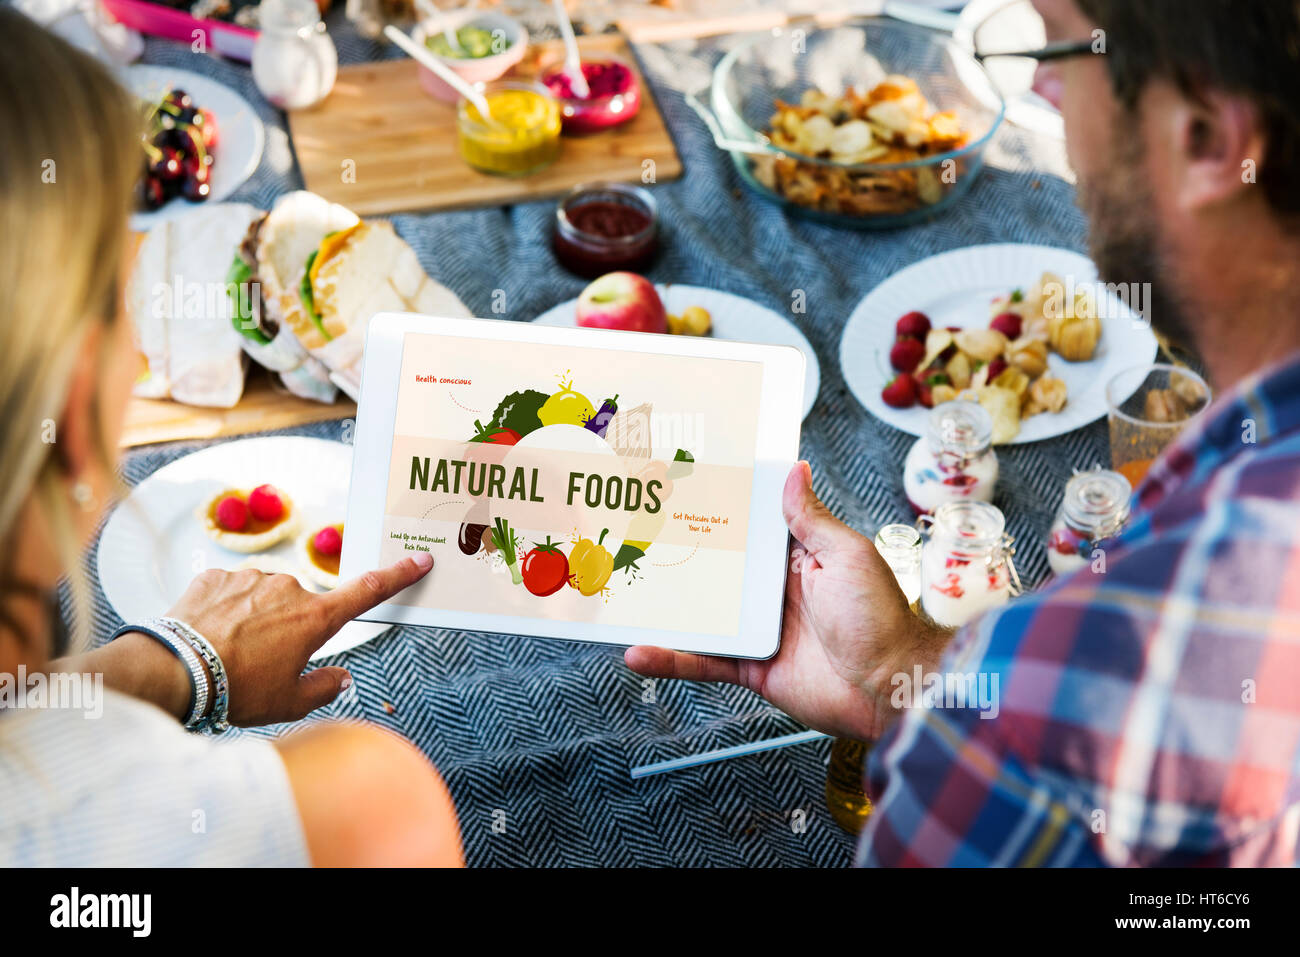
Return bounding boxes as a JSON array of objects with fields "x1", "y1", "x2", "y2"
[
  {"x1": 313, "y1": 526, "x2": 343, "y2": 557},
  {"x1": 215, "y1": 495, "x2": 249, "y2": 532},
  {"x1": 248, "y1": 484, "x2": 284, "y2": 522}
]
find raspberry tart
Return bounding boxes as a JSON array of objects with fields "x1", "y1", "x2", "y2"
[
  {"x1": 200, "y1": 484, "x2": 300, "y2": 553},
  {"x1": 300, "y1": 523, "x2": 343, "y2": 590}
]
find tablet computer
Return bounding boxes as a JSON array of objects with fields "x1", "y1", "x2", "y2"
[{"x1": 341, "y1": 313, "x2": 805, "y2": 659}]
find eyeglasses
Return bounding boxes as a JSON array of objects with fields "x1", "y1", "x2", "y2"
[
  {"x1": 970, "y1": 0, "x2": 1103, "y2": 66},
  {"x1": 974, "y1": 38, "x2": 1101, "y2": 65}
]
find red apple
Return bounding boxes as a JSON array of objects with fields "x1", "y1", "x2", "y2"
[{"x1": 575, "y1": 272, "x2": 666, "y2": 334}]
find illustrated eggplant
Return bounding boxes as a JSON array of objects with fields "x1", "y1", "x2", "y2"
[{"x1": 583, "y1": 395, "x2": 619, "y2": 439}]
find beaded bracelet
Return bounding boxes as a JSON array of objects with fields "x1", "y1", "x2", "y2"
[
  {"x1": 110, "y1": 619, "x2": 210, "y2": 729},
  {"x1": 160, "y1": 617, "x2": 232, "y2": 734}
]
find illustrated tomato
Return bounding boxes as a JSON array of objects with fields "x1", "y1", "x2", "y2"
[
  {"x1": 469, "y1": 418, "x2": 520, "y2": 445},
  {"x1": 521, "y1": 536, "x2": 569, "y2": 596}
]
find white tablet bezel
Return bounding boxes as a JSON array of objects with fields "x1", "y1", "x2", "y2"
[{"x1": 340, "y1": 312, "x2": 805, "y2": 659}]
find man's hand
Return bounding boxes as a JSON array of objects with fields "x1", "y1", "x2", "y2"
[
  {"x1": 163, "y1": 553, "x2": 434, "y2": 726},
  {"x1": 625, "y1": 462, "x2": 951, "y2": 740}
]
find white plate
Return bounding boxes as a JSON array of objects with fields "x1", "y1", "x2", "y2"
[
  {"x1": 840, "y1": 243, "x2": 1159, "y2": 444},
  {"x1": 98, "y1": 437, "x2": 389, "y2": 661},
  {"x1": 123, "y1": 65, "x2": 266, "y2": 231},
  {"x1": 532, "y1": 284, "x2": 821, "y2": 419}
]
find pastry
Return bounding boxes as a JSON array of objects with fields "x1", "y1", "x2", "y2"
[
  {"x1": 300, "y1": 523, "x2": 343, "y2": 589},
  {"x1": 200, "y1": 483, "x2": 300, "y2": 553}
]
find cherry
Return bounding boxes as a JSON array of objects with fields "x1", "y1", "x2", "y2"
[
  {"x1": 181, "y1": 175, "x2": 210, "y2": 202},
  {"x1": 195, "y1": 108, "x2": 219, "y2": 149},
  {"x1": 149, "y1": 147, "x2": 183, "y2": 181},
  {"x1": 141, "y1": 176, "x2": 167, "y2": 210}
]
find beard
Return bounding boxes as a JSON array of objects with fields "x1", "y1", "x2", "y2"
[{"x1": 1076, "y1": 130, "x2": 1198, "y2": 354}]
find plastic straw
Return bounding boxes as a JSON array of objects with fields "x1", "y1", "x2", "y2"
[{"x1": 630, "y1": 730, "x2": 829, "y2": 779}]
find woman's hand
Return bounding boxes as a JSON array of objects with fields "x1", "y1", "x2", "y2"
[
  {"x1": 163, "y1": 552, "x2": 434, "y2": 726},
  {"x1": 624, "y1": 463, "x2": 951, "y2": 741}
]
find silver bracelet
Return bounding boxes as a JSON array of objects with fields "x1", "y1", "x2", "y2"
[
  {"x1": 111, "y1": 619, "x2": 210, "y2": 729},
  {"x1": 160, "y1": 617, "x2": 232, "y2": 734}
]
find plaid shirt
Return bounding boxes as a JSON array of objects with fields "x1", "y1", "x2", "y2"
[{"x1": 858, "y1": 351, "x2": 1300, "y2": 867}]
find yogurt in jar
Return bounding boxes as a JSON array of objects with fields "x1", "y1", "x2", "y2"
[
  {"x1": 1046, "y1": 468, "x2": 1131, "y2": 577},
  {"x1": 903, "y1": 401, "x2": 999, "y2": 515},
  {"x1": 920, "y1": 500, "x2": 1017, "y2": 628}
]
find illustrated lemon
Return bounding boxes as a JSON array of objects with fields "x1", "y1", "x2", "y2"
[{"x1": 538, "y1": 385, "x2": 596, "y2": 428}]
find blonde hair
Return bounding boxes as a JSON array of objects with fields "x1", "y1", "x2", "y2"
[{"x1": 0, "y1": 9, "x2": 141, "y2": 648}]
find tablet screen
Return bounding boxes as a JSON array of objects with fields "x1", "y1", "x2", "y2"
[{"x1": 377, "y1": 331, "x2": 766, "y2": 637}]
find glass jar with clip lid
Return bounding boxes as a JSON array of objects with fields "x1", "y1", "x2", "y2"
[{"x1": 918, "y1": 499, "x2": 1020, "y2": 628}]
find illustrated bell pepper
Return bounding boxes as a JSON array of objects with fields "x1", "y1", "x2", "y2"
[{"x1": 568, "y1": 528, "x2": 615, "y2": 596}]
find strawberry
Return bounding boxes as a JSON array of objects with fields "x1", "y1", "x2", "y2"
[
  {"x1": 889, "y1": 336, "x2": 925, "y2": 373},
  {"x1": 895, "y1": 311, "x2": 931, "y2": 339},
  {"x1": 933, "y1": 573, "x2": 965, "y2": 599},
  {"x1": 215, "y1": 494, "x2": 249, "y2": 532},
  {"x1": 1050, "y1": 525, "x2": 1088, "y2": 557},
  {"x1": 248, "y1": 484, "x2": 285, "y2": 522},
  {"x1": 919, "y1": 371, "x2": 949, "y2": 409},
  {"x1": 990, "y1": 311, "x2": 1022, "y2": 339},
  {"x1": 881, "y1": 373, "x2": 917, "y2": 408}
]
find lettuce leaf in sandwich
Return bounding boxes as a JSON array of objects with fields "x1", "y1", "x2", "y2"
[
  {"x1": 298, "y1": 249, "x2": 330, "y2": 342},
  {"x1": 226, "y1": 254, "x2": 273, "y2": 345},
  {"x1": 226, "y1": 214, "x2": 275, "y2": 347}
]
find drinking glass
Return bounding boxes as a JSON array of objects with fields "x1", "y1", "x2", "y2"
[{"x1": 1106, "y1": 363, "x2": 1210, "y2": 487}]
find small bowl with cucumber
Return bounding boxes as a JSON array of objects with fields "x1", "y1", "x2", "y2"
[{"x1": 410, "y1": 10, "x2": 528, "y2": 104}]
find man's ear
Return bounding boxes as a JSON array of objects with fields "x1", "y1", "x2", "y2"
[
  {"x1": 52, "y1": 325, "x2": 104, "y2": 482},
  {"x1": 1171, "y1": 88, "x2": 1266, "y2": 213}
]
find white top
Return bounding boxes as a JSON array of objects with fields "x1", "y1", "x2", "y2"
[{"x1": 0, "y1": 688, "x2": 309, "y2": 866}]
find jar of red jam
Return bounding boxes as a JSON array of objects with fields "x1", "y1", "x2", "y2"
[
  {"x1": 539, "y1": 51, "x2": 641, "y2": 134},
  {"x1": 553, "y1": 182, "x2": 658, "y2": 278}
]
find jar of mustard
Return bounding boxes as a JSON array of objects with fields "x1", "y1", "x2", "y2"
[{"x1": 457, "y1": 80, "x2": 561, "y2": 177}]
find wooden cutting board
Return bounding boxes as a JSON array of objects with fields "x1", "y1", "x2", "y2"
[
  {"x1": 121, "y1": 367, "x2": 356, "y2": 448},
  {"x1": 287, "y1": 34, "x2": 682, "y2": 216}
]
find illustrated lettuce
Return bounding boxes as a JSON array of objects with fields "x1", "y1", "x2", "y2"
[{"x1": 489, "y1": 389, "x2": 549, "y2": 438}]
